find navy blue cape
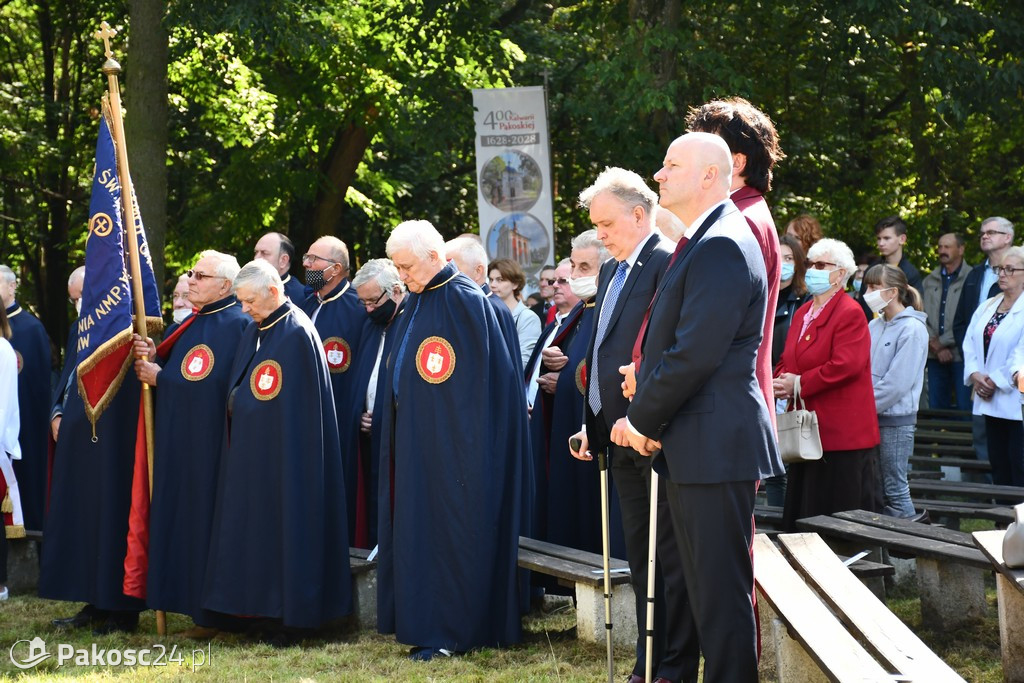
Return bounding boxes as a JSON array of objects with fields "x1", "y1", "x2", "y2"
[
  {"x1": 39, "y1": 325, "x2": 145, "y2": 612},
  {"x1": 6, "y1": 302, "x2": 52, "y2": 533},
  {"x1": 377, "y1": 263, "x2": 525, "y2": 650},
  {"x1": 203, "y1": 302, "x2": 351, "y2": 627},
  {"x1": 300, "y1": 280, "x2": 367, "y2": 546},
  {"x1": 146, "y1": 295, "x2": 249, "y2": 621}
]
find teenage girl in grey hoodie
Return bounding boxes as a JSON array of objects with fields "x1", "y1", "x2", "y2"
[{"x1": 864, "y1": 264, "x2": 929, "y2": 518}]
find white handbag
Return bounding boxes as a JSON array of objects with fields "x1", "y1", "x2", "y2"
[
  {"x1": 1003, "y1": 503, "x2": 1024, "y2": 568},
  {"x1": 776, "y1": 376, "x2": 823, "y2": 465}
]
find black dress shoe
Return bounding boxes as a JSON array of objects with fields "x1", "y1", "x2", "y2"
[
  {"x1": 626, "y1": 675, "x2": 645, "y2": 683},
  {"x1": 52, "y1": 605, "x2": 105, "y2": 630}
]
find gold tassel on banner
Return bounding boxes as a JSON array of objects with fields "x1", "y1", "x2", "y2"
[{"x1": 1, "y1": 490, "x2": 11, "y2": 514}]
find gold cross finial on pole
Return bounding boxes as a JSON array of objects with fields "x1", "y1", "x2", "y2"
[{"x1": 95, "y1": 21, "x2": 117, "y2": 60}]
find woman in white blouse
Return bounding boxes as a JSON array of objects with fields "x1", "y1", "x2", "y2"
[
  {"x1": 0, "y1": 303, "x2": 22, "y2": 600},
  {"x1": 488, "y1": 258, "x2": 541, "y2": 369},
  {"x1": 964, "y1": 246, "x2": 1024, "y2": 486}
]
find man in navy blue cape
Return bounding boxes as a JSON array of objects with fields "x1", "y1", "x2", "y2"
[
  {"x1": 1, "y1": 265, "x2": 52, "y2": 534},
  {"x1": 124, "y1": 251, "x2": 248, "y2": 629},
  {"x1": 377, "y1": 221, "x2": 525, "y2": 659},
  {"x1": 299, "y1": 236, "x2": 367, "y2": 546},
  {"x1": 253, "y1": 231, "x2": 307, "y2": 303},
  {"x1": 203, "y1": 260, "x2": 351, "y2": 631},
  {"x1": 349, "y1": 259, "x2": 407, "y2": 549}
]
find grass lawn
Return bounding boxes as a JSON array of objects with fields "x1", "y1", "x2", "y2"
[{"x1": 0, "y1": 577, "x2": 1004, "y2": 681}]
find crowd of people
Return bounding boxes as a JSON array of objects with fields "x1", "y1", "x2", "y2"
[{"x1": 0, "y1": 94, "x2": 1021, "y2": 680}]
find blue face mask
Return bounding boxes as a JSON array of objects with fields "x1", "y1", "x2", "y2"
[
  {"x1": 805, "y1": 268, "x2": 834, "y2": 296},
  {"x1": 780, "y1": 262, "x2": 795, "y2": 282}
]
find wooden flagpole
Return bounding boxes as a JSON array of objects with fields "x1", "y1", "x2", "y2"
[{"x1": 94, "y1": 21, "x2": 165, "y2": 637}]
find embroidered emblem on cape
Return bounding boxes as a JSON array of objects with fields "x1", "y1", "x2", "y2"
[
  {"x1": 181, "y1": 344, "x2": 214, "y2": 382},
  {"x1": 15, "y1": 350, "x2": 23, "y2": 375},
  {"x1": 416, "y1": 336, "x2": 455, "y2": 384},
  {"x1": 575, "y1": 359, "x2": 586, "y2": 396},
  {"x1": 250, "y1": 360, "x2": 283, "y2": 400},
  {"x1": 323, "y1": 337, "x2": 352, "y2": 373}
]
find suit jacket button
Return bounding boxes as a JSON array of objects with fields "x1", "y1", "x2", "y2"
[{"x1": 805, "y1": 334, "x2": 811, "y2": 341}]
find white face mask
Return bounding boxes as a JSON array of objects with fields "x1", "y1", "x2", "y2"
[
  {"x1": 172, "y1": 308, "x2": 191, "y2": 324},
  {"x1": 569, "y1": 275, "x2": 598, "y2": 299},
  {"x1": 864, "y1": 288, "x2": 895, "y2": 314},
  {"x1": 74, "y1": 298, "x2": 82, "y2": 316}
]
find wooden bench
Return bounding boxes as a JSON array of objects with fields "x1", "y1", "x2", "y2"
[
  {"x1": 974, "y1": 529, "x2": 1024, "y2": 681},
  {"x1": 910, "y1": 479, "x2": 1024, "y2": 505},
  {"x1": 518, "y1": 536, "x2": 635, "y2": 647},
  {"x1": 754, "y1": 533, "x2": 964, "y2": 682},
  {"x1": 797, "y1": 510, "x2": 990, "y2": 627},
  {"x1": 911, "y1": 498, "x2": 1014, "y2": 527},
  {"x1": 913, "y1": 409, "x2": 990, "y2": 480}
]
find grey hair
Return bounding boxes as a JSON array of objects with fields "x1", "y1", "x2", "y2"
[
  {"x1": 556, "y1": 257, "x2": 571, "y2": 269},
  {"x1": 578, "y1": 167, "x2": 658, "y2": 215},
  {"x1": 387, "y1": 220, "x2": 446, "y2": 261},
  {"x1": 807, "y1": 238, "x2": 856, "y2": 288},
  {"x1": 68, "y1": 266, "x2": 86, "y2": 287},
  {"x1": 0, "y1": 265, "x2": 15, "y2": 284},
  {"x1": 234, "y1": 259, "x2": 282, "y2": 295},
  {"x1": 982, "y1": 216, "x2": 1015, "y2": 240},
  {"x1": 1001, "y1": 246, "x2": 1024, "y2": 268},
  {"x1": 352, "y1": 258, "x2": 405, "y2": 294},
  {"x1": 570, "y1": 229, "x2": 610, "y2": 263},
  {"x1": 312, "y1": 236, "x2": 351, "y2": 271},
  {"x1": 196, "y1": 250, "x2": 241, "y2": 281},
  {"x1": 445, "y1": 236, "x2": 488, "y2": 272}
]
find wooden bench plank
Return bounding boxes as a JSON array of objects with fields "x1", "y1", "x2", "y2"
[
  {"x1": 796, "y1": 515, "x2": 990, "y2": 569},
  {"x1": 519, "y1": 536, "x2": 629, "y2": 571},
  {"x1": 909, "y1": 455, "x2": 991, "y2": 472},
  {"x1": 752, "y1": 534, "x2": 891, "y2": 682},
  {"x1": 834, "y1": 510, "x2": 974, "y2": 546},
  {"x1": 915, "y1": 429, "x2": 973, "y2": 444},
  {"x1": 517, "y1": 547, "x2": 630, "y2": 588},
  {"x1": 974, "y1": 530, "x2": 1024, "y2": 593},
  {"x1": 910, "y1": 479, "x2": 1024, "y2": 502},
  {"x1": 779, "y1": 533, "x2": 964, "y2": 682}
]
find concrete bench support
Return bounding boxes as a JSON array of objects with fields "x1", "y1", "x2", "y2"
[
  {"x1": 916, "y1": 557, "x2": 987, "y2": 627},
  {"x1": 770, "y1": 617, "x2": 829, "y2": 683},
  {"x1": 574, "y1": 579, "x2": 636, "y2": 648}
]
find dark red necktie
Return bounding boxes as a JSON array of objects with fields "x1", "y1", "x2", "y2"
[{"x1": 631, "y1": 236, "x2": 688, "y2": 368}]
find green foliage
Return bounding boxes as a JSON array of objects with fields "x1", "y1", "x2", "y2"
[{"x1": 3, "y1": 0, "x2": 1024, "y2": 345}]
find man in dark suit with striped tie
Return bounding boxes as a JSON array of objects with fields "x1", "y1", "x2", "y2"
[{"x1": 569, "y1": 168, "x2": 697, "y2": 683}]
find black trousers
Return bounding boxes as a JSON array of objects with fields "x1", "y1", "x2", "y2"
[
  {"x1": 0, "y1": 526, "x2": 6, "y2": 583},
  {"x1": 665, "y1": 478, "x2": 760, "y2": 683},
  {"x1": 609, "y1": 444, "x2": 699, "y2": 682},
  {"x1": 985, "y1": 416, "x2": 1024, "y2": 487}
]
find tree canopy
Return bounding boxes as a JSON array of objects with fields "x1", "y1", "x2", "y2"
[{"x1": 2, "y1": 0, "x2": 1023, "y2": 350}]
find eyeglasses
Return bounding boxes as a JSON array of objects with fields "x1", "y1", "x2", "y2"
[
  {"x1": 993, "y1": 266, "x2": 1024, "y2": 276},
  {"x1": 552, "y1": 277, "x2": 570, "y2": 285},
  {"x1": 981, "y1": 230, "x2": 1010, "y2": 238},
  {"x1": 359, "y1": 290, "x2": 388, "y2": 308},
  {"x1": 301, "y1": 253, "x2": 336, "y2": 266},
  {"x1": 541, "y1": 278, "x2": 556, "y2": 286},
  {"x1": 806, "y1": 260, "x2": 838, "y2": 270},
  {"x1": 186, "y1": 269, "x2": 227, "y2": 282},
  {"x1": 172, "y1": 293, "x2": 191, "y2": 301}
]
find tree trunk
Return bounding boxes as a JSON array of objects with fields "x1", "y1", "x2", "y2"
[
  {"x1": 309, "y1": 107, "x2": 378, "y2": 241},
  {"x1": 125, "y1": 0, "x2": 169, "y2": 295}
]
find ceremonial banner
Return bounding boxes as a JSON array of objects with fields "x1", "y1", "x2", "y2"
[
  {"x1": 472, "y1": 86, "x2": 555, "y2": 290},
  {"x1": 75, "y1": 107, "x2": 162, "y2": 429}
]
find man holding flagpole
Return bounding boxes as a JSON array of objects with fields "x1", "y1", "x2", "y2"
[{"x1": 123, "y1": 251, "x2": 248, "y2": 636}]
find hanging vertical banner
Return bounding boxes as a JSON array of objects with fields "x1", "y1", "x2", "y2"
[{"x1": 472, "y1": 86, "x2": 554, "y2": 289}]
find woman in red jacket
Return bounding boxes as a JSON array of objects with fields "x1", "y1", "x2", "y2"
[{"x1": 773, "y1": 238, "x2": 882, "y2": 531}]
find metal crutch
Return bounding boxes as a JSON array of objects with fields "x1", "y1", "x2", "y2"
[
  {"x1": 645, "y1": 468, "x2": 659, "y2": 683},
  {"x1": 598, "y1": 448, "x2": 615, "y2": 683}
]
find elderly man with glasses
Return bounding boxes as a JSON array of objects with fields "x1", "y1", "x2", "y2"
[
  {"x1": 346, "y1": 259, "x2": 407, "y2": 549},
  {"x1": 125, "y1": 250, "x2": 248, "y2": 636},
  {"x1": 203, "y1": 259, "x2": 351, "y2": 642},
  {"x1": 298, "y1": 236, "x2": 368, "y2": 546}
]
